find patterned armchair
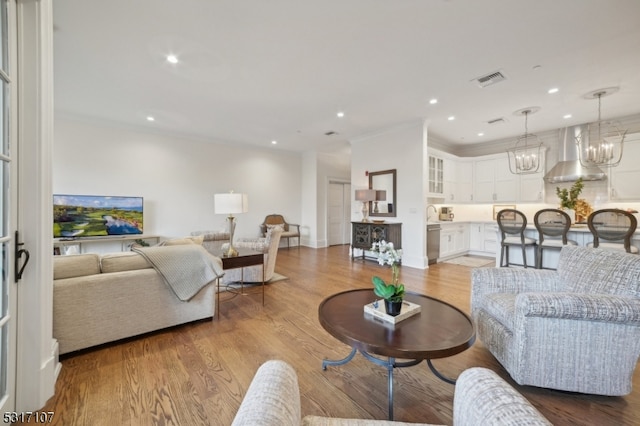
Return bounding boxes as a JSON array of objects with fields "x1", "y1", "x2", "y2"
[{"x1": 471, "y1": 245, "x2": 640, "y2": 395}]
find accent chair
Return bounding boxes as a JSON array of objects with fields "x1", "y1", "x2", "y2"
[
  {"x1": 260, "y1": 214, "x2": 301, "y2": 248},
  {"x1": 471, "y1": 245, "x2": 640, "y2": 395}
]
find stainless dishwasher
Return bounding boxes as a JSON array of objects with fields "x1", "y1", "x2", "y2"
[{"x1": 427, "y1": 223, "x2": 441, "y2": 264}]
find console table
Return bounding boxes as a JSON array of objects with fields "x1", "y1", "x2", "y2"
[
  {"x1": 53, "y1": 234, "x2": 160, "y2": 255},
  {"x1": 351, "y1": 221, "x2": 402, "y2": 261}
]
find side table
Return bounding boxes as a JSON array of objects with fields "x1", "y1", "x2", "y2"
[{"x1": 217, "y1": 248, "x2": 265, "y2": 319}]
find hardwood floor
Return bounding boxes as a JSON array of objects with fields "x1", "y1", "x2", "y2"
[{"x1": 36, "y1": 245, "x2": 640, "y2": 425}]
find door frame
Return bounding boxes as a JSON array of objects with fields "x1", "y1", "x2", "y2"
[{"x1": 327, "y1": 178, "x2": 351, "y2": 246}]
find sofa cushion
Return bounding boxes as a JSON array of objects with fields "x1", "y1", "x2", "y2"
[
  {"x1": 101, "y1": 251, "x2": 151, "y2": 273},
  {"x1": 160, "y1": 235, "x2": 204, "y2": 246},
  {"x1": 191, "y1": 230, "x2": 230, "y2": 241},
  {"x1": 54, "y1": 253, "x2": 101, "y2": 280}
]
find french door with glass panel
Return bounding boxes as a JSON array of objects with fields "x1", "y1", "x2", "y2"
[{"x1": 0, "y1": 0, "x2": 17, "y2": 413}]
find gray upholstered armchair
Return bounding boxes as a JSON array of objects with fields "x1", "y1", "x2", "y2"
[{"x1": 471, "y1": 245, "x2": 640, "y2": 396}]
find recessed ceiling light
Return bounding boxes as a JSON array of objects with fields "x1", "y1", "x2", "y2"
[
  {"x1": 146, "y1": 116, "x2": 155, "y2": 122},
  {"x1": 548, "y1": 87, "x2": 559, "y2": 94},
  {"x1": 337, "y1": 111, "x2": 345, "y2": 118},
  {"x1": 271, "y1": 140, "x2": 277, "y2": 145},
  {"x1": 166, "y1": 54, "x2": 179, "y2": 64},
  {"x1": 563, "y1": 114, "x2": 572, "y2": 119},
  {"x1": 429, "y1": 98, "x2": 438, "y2": 105},
  {"x1": 477, "y1": 132, "x2": 484, "y2": 137},
  {"x1": 448, "y1": 116, "x2": 455, "y2": 121}
]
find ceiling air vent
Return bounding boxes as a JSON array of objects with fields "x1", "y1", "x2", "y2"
[
  {"x1": 473, "y1": 70, "x2": 507, "y2": 88},
  {"x1": 487, "y1": 117, "x2": 506, "y2": 125}
]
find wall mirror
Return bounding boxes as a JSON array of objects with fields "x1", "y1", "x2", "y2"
[{"x1": 369, "y1": 169, "x2": 397, "y2": 217}]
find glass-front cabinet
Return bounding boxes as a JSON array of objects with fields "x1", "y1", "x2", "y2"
[{"x1": 428, "y1": 155, "x2": 444, "y2": 196}]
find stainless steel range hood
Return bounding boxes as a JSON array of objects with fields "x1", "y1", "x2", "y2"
[{"x1": 543, "y1": 125, "x2": 606, "y2": 184}]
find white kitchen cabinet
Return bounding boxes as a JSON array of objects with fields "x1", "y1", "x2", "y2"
[
  {"x1": 455, "y1": 160, "x2": 474, "y2": 202},
  {"x1": 454, "y1": 224, "x2": 470, "y2": 252},
  {"x1": 428, "y1": 155, "x2": 444, "y2": 196},
  {"x1": 443, "y1": 157, "x2": 456, "y2": 202},
  {"x1": 519, "y1": 172, "x2": 545, "y2": 202},
  {"x1": 440, "y1": 227, "x2": 456, "y2": 258},
  {"x1": 439, "y1": 223, "x2": 469, "y2": 260},
  {"x1": 473, "y1": 158, "x2": 495, "y2": 202},
  {"x1": 610, "y1": 136, "x2": 640, "y2": 201},
  {"x1": 468, "y1": 222, "x2": 498, "y2": 257},
  {"x1": 469, "y1": 222, "x2": 484, "y2": 251},
  {"x1": 473, "y1": 155, "x2": 518, "y2": 202}
]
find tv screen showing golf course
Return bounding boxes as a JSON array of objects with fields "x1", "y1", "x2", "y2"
[{"x1": 53, "y1": 194, "x2": 143, "y2": 238}]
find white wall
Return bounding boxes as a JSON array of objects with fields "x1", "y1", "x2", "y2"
[
  {"x1": 301, "y1": 152, "x2": 319, "y2": 246},
  {"x1": 351, "y1": 121, "x2": 428, "y2": 269},
  {"x1": 54, "y1": 116, "x2": 303, "y2": 243}
]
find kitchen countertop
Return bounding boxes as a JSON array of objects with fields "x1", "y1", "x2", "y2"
[{"x1": 426, "y1": 220, "x2": 640, "y2": 236}]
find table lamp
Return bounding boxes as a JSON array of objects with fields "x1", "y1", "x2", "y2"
[
  {"x1": 355, "y1": 189, "x2": 376, "y2": 222},
  {"x1": 214, "y1": 191, "x2": 249, "y2": 257},
  {"x1": 373, "y1": 190, "x2": 386, "y2": 213}
]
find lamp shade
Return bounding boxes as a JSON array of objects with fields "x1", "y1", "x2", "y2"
[
  {"x1": 214, "y1": 192, "x2": 249, "y2": 214},
  {"x1": 355, "y1": 189, "x2": 376, "y2": 202},
  {"x1": 375, "y1": 190, "x2": 386, "y2": 201}
]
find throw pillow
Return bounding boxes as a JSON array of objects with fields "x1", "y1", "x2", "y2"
[{"x1": 266, "y1": 223, "x2": 285, "y2": 240}]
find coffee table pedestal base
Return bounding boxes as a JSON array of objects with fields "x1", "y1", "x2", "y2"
[{"x1": 322, "y1": 349, "x2": 456, "y2": 421}]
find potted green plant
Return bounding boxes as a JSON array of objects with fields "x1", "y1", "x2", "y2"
[
  {"x1": 371, "y1": 240, "x2": 405, "y2": 316},
  {"x1": 556, "y1": 177, "x2": 584, "y2": 222}
]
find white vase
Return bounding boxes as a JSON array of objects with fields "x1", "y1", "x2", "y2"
[{"x1": 564, "y1": 208, "x2": 576, "y2": 224}]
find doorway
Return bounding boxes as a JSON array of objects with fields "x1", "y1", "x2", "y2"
[{"x1": 327, "y1": 180, "x2": 351, "y2": 246}]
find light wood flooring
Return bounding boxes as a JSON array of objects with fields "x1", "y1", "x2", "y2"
[{"x1": 34, "y1": 246, "x2": 640, "y2": 425}]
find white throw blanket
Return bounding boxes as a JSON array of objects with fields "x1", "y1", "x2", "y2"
[{"x1": 132, "y1": 245, "x2": 225, "y2": 301}]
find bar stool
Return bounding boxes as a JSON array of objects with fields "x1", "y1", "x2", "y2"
[
  {"x1": 587, "y1": 209, "x2": 638, "y2": 254},
  {"x1": 534, "y1": 209, "x2": 577, "y2": 269},
  {"x1": 497, "y1": 209, "x2": 537, "y2": 268}
]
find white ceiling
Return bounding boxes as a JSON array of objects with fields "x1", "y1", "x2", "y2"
[{"x1": 53, "y1": 0, "x2": 640, "y2": 154}]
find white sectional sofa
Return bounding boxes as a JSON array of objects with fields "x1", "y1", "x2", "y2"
[{"x1": 53, "y1": 247, "x2": 222, "y2": 355}]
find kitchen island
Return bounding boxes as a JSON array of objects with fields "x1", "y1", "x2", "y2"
[{"x1": 500, "y1": 224, "x2": 640, "y2": 269}]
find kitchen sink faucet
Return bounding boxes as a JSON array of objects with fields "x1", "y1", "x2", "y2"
[{"x1": 427, "y1": 204, "x2": 437, "y2": 221}]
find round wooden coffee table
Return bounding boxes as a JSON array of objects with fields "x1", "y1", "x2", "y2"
[{"x1": 318, "y1": 289, "x2": 475, "y2": 420}]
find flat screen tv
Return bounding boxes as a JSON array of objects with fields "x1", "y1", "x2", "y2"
[{"x1": 53, "y1": 194, "x2": 143, "y2": 238}]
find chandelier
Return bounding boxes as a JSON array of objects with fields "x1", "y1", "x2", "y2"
[
  {"x1": 507, "y1": 107, "x2": 543, "y2": 174},
  {"x1": 576, "y1": 87, "x2": 626, "y2": 167}
]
